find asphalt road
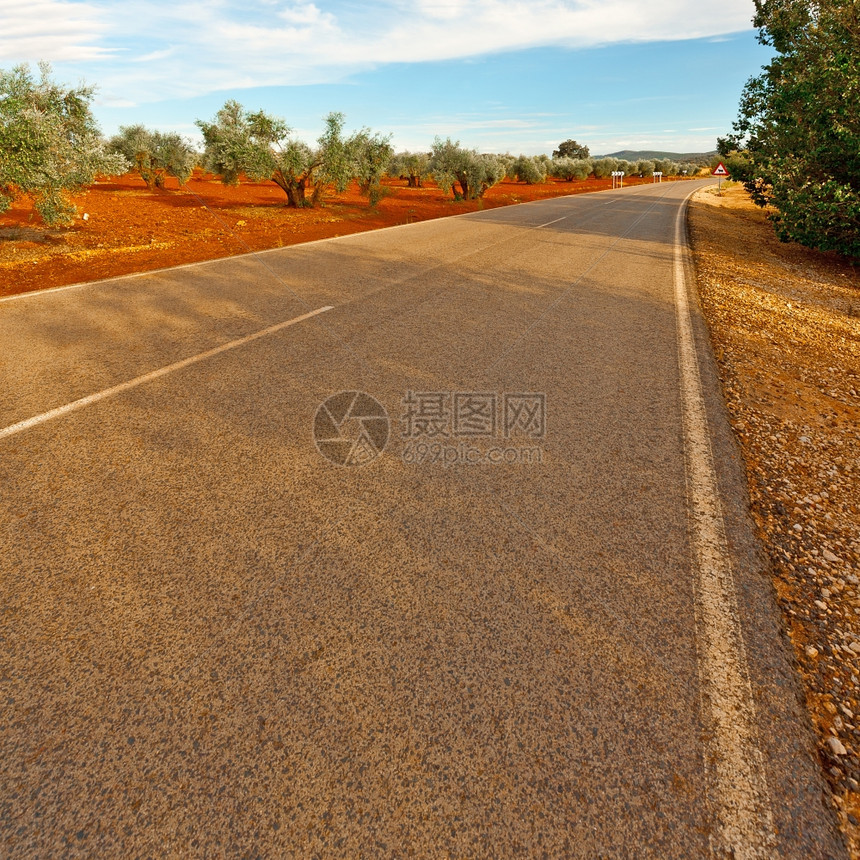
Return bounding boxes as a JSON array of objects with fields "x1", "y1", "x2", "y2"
[{"x1": 0, "y1": 180, "x2": 846, "y2": 858}]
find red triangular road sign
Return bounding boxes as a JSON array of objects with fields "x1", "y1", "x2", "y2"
[{"x1": 712, "y1": 162, "x2": 730, "y2": 176}]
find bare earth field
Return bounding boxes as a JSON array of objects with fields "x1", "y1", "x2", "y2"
[
  {"x1": 689, "y1": 185, "x2": 860, "y2": 856},
  {"x1": 0, "y1": 170, "x2": 660, "y2": 298}
]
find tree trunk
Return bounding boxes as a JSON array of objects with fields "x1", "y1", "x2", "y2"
[
  {"x1": 273, "y1": 170, "x2": 305, "y2": 207},
  {"x1": 288, "y1": 182, "x2": 306, "y2": 207},
  {"x1": 456, "y1": 172, "x2": 470, "y2": 199}
]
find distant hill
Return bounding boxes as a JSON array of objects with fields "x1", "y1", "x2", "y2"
[{"x1": 597, "y1": 150, "x2": 717, "y2": 165}]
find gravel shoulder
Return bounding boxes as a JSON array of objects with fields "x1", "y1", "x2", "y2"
[{"x1": 689, "y1": 185, "x2": 860, "y2": 855}]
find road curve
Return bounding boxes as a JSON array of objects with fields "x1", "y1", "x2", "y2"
[{"x1": 0, "y1": 180, "x2": 844, "y2": 857}]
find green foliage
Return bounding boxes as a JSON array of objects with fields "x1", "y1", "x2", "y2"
[
  {"x1": 0, "y1": 62, "x2": 128, "y2": 225},
  {"x1": 511, "y1": 154, "x2": 547, "y2": 184},
  {"x1": 709, "y1": 151, "x2": 753, "y2": 183},
  {"x1": 497, "y1": 153, "x2": 516, "y2": 180},
  {"x1": 196, "y1": 100, "x2": 282, "y2": 186},
  {"x1": 197, "y1": 102, "x2": 389, "y2": 207},
  {"x1": 353, "y1": 130, "x2": 394, "y2": 205},
  {"x1": 722, "y1": 0, "x2": 860, "y2": 257},
  {"x1": 590, "y1": 157, "x2": 618, "y2": 179},
  {"x1": 552, "y1": 139, "x2": 590, "y2": 159},
  {"x1": 388, "y1": 151, "x2": 431, "y2": 187},
  {"x1": 550, "y1": 157, "x2": 591, "y2": 181},
  {"x1": 108, "y1": 124, "x2": 196, "y2": 188},
  {"x1": 429, "y1": 138, "x2": 505, "y2": 200}
]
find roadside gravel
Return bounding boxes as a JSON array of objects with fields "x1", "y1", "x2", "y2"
[{"x1": 689, "y1": 185, "x2": 860, "y2": 856}]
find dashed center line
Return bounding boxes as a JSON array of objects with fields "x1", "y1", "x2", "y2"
[
  {"x1": 535, "y1": 216, "x2": 568, "y2": 228},
  {"x1": 0, "y1": 305, "x2": 333, "y2": 441}
]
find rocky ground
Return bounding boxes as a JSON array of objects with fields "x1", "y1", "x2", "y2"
[{"x1": 689, "y1": 185, "x2": 860, "y2": 856}]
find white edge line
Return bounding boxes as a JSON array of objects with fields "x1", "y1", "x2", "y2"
[
  {"x1": 0, "y1": 305, "x2": 333, "y2": 441},
  {"x1": 0, "y1": 180, "x2": 709, "y2": 304},
  {"x1": 674, "y1": 187, "x2": 776, "y2": 859}
]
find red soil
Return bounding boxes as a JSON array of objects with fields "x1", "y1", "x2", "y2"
[{"x1": 0, "y1": 170, "x2": 679, "y2": 298}]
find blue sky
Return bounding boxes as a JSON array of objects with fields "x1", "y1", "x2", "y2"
[{"x1": 2, "y1": 0, "x2": 773, "y2": 154}]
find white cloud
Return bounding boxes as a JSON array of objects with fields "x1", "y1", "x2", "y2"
[
  {"x1": 131, "y1": 48, "x2": 177, "y2": 63},
  {"x1": 0, "y1": 0, "x2": 112, "y2": 61},
  {"x1": 1, "y1": 0, "x2": 756, "y2": 100}
]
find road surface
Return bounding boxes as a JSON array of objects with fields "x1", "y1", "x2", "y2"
[{"x1": 0, "y1": 180, "x2": 844, "y2": 857}]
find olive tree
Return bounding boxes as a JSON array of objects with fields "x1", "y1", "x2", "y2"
[
  {"x1": 550, "y1": 157, "x2": 591, "y2": 181},
  {"x1": 591, "y1": 158, "x2": 618, "y2": 179},
  {"x1": 511, "y1": 154, "x2": 547, "y2": 184},
  {"x1": 197, "y1": 101, "x2": 384, "y2": 207},
  {"x1": 653, "y1": 158, "x2": 679, "y2": 177},
  {"x1": 353, "y1": 130, "x2": 394, "y2": 205},
  {"x1": 429, "y1": 138, "x2": 505, "y2": 200},
  {"x1": 0, "y1": 62, "x2": 128, "y2": 225},
  {"x1": 497, "y1": 153, "x2": 516, "y2": 180},
  {"x1": 108, "y1": 124, "x2": 196, "y2": 188},
  {"x1": 388, "y1": 151, "x2": 431, "y2": 187}
]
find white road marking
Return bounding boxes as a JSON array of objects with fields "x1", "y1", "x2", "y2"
[
  {"x1": 0, "y1": 305, "x2": 333, "y2": 441},
  {"x1": 674, "y1": 191, "x2": 776, "y2": 858},
  {"x1": 535, "y1": 216, "x2": 568, "y2": 228}
]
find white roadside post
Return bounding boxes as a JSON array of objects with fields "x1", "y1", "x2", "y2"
[{"x1": 652, "y1": 171, "x2": 663, "y2": 184}]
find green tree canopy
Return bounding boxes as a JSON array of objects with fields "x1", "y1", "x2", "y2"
[
  {"x1": 0, "y1": 62, "x2": 128, "y2": 225},
  {"x1": 510, "y1": 154, "x2": 547, "y2": 184},
  {"x1": 388, "y1": 151, "x2": 431, "y2": 187},
  {"x1": 721, "y1": 0, "x2": 860, "y2": 257},
  {"x1": 108, "y1": 124, "x2": 197, "y2": 189},
  {"x1": 429, "y1": 138, "x2": 505, "y2": 200},
  {"x1": 550, "y1": 157, "x2": 591, "y2": 181},
  {"x1": 352, "y1": 129, "x2": 394, "y2": 205},
  {"x1": 197, "y1": 102, "x2": 388, "y2": 207},
  {"x1": 552, "y1": 139, "x2": 590, "y2": 160},
  {"x1": 590, "y1": 157, "x2": 618, "y2": 179}
]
